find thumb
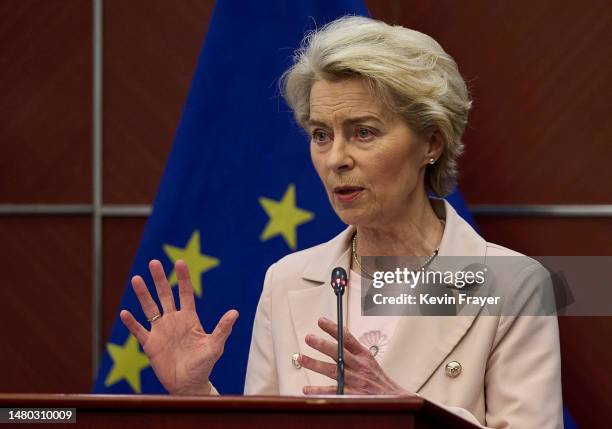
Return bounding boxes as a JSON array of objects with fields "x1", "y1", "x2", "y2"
[{"x1": 211, "y1": 309, "x2": 239, "y2": 345}]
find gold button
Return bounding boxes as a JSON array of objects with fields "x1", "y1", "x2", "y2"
[
  {"x1": 291, "y1": 353, "x2": 301, "y2": 369},
  {"x1": 445, "y1": 361, "x2": 462, "y2": 378}
]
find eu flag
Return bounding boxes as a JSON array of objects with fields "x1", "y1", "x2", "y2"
[
  {"x1": 94, "y1": 0, "x2": 368, "y2": 395},
  {"x1": 93, "y1": 0, "x2": 480, "y2": 396}
]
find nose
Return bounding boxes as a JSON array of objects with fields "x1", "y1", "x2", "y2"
[{"x1": 325, "y1": 137, "x2": 354, "y2": 172}]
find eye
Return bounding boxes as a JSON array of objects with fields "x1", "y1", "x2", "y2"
[
  {"x1": 355, "y1": 127, "x2": 375, "y2": 142},
  {"x1": 311, "y1": 129, "x2": 331, "y2": 145}
]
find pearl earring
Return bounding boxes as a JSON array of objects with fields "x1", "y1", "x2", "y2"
[{"x1": 429, "y1": 158, "x2": 436, "y2": 165}]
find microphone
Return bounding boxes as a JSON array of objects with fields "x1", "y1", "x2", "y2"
[{"x1": 331, "y1": 267, "x2": 347, "y2": 395}]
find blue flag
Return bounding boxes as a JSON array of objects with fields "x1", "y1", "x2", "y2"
[{"x1": 94, "y1": 0, "x2": 368, "y2": 395}]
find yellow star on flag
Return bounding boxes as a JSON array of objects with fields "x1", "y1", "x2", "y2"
[
  {"x1": 163, "y1": 230, "x2": 220, "y2": 298},
  {"x1": 259, "y1": 183, "x2": 314, "y2": 250},
  {"x1": 104, "y1": 334, "x2": 149, "y2": 393}
]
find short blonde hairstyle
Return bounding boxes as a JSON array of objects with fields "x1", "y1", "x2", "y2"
[{"x1": 281, "y1": 16, "x2": 472, "y2": 196}]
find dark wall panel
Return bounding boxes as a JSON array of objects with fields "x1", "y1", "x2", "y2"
[
  {"x1": 367, "y1": 0, "x2": 612, "y2": 205},
  {"x1": 102, "y1": 217, "x2": 146, "y2": 349},
  {"x1": 0, "y1": 216, "x2": 91, "y2": 393},
  {"x1": 558, "y1": 316, "x2": 611, "y2": 429},
  {"x1": 474, "y1": 216, "x2": 612, "y2": 256},
  {"x1": 0, "y1": 0, "x2": 91, "y2": 203},
  {"x1": 102, "y1": 0, "x2": 215, "y2": 204}
]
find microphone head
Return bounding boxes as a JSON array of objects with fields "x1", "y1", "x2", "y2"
[{"x1": 331, "y1": 267, "x2": 348, "y2": 295}]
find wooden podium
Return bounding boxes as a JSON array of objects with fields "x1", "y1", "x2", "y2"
[{"x1": 0, "y1": 394, "x2": 479, "y2": 428}]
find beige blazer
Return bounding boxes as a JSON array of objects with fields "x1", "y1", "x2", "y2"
[{"x1": 243, "y1": 198, "x2": 563, "y2": 428}]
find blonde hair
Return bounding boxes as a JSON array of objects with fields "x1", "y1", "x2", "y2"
[{"x1": 281, "y1": 16, "x2": 472, "y2": 196}]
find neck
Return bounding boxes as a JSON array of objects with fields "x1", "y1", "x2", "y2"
[{"x1": 354, "y1": 194, "x2": 444, "y2": 258}]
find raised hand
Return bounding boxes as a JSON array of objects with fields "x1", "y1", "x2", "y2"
[
  {"x1": 298, "y1": 317, "x2": 415, "y2": 396},
  {"x1": 119, "y1": 259, "x2": 238, "y2": 395}
]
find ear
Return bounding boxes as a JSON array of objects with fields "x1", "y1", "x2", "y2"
[{"x1": 423, "y1": 130, "x2": 444, "y2": 164}]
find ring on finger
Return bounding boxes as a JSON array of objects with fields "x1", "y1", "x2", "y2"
[{"x1": 148, "y1": 313, "x2": 162, "y2": 323}]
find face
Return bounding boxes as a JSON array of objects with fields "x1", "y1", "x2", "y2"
[{"x1": 308, "y1": 79, "x2": 433, "y2": 227}]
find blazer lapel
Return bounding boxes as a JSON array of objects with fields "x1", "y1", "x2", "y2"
[
  {"x1": 380, "y1": 315, "x2": 478, "y2": 393},
  {"x1": 380, "y1": 199, "x2": 488, "y2": 392}
]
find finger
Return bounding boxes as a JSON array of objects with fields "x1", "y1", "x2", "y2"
[
  {"x1": 317, "y1": 317, "x2": 368, "y2": 356},
  {"x1": 298, "y1": 354, "x2": 337, "y2": 381},
  {"x1": 304, "y1": 334, "x2": 358, "y2": 366},
  {"x1": 175, "y1": 260, "x2": 196, "y2": 311},
  {"x1": 149, "y1": 259, "x2": 176, "y2": 313},
  {"x1": 211, "y1": 309, "x2": 239, "y2": 345},
  {"x1": 131, "y1": 275, "x2": 162, "y2": 320},
  {"x1": 120, "y1": 310, "x2": 149, "y2": 346}
]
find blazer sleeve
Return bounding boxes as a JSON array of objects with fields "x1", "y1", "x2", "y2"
[
  {"x1": 243, "y1": 263, "x2": 280, "y2": 395},
  {"x1": 484, "y1": 263, "x2": 563, "y2": 428}
]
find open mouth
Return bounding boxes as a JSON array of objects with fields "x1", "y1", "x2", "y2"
[{"x1": 333, "y1": 186, "x2": 365, "y2": 202}]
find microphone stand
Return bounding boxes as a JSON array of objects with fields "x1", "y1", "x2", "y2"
[{"x1": 331, "y1": 267, "x2": 347, "y2": 395}]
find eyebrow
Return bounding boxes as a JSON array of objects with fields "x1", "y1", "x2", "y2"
[{"x1": 307, "y1": 115, "x2": 384, "y2": 128}]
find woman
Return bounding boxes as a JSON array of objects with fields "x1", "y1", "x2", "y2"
[{"x1": 120, "y1": 16, "x2": 562, "y2": 428}]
